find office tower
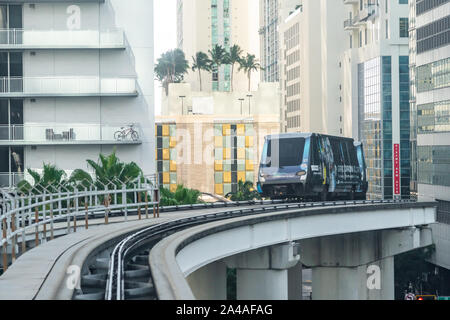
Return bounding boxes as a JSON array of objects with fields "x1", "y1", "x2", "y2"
[
  {"x1": 0, "y1": 0, "x2": 155, "y2": 188},
  {"x1": 341, "y1": 0, "x2": 411, "y2": 200},
  {"x1": 177, "y1": 0, "x2": 260, "y2": 92},
  {"x1": 411, "y1": 0, "x2": 450, "y2": 270}
]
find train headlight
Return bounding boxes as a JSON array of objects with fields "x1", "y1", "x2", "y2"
[
  {"x1": 260, "y1": 176, "x2": 266, "y2": 183},
  {"x1": 296, "y1": 171, "x2": 306, "y2": 177}
]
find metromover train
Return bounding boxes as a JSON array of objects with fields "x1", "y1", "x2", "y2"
[{"x1": 256, "y1": 133, "x2": 368, "y2": 201}]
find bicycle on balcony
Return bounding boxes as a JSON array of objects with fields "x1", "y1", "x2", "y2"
[{"x1": 114, "y1": 124, "x2": 139, "y2": 142}]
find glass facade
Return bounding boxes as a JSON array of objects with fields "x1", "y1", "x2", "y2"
[
  {"x1": 416, "y1": 57, "x2": 450, "y2": 93},
  {"x1": 418, "y1": 146, "x2": 450, "y2": 187},
  {"x1": 358, "y1": 56, "x2": 410, "y2": 199},
  {"x1": 211, "y1": 0, "x2": 231, "y2": 92},
  {"x1": 418, "y1": 100, "x2": 450, "y2": 133}
]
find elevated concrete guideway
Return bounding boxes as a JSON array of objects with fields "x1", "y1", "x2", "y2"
[{"x1": 150, "y1": 202, "x2": 437, "y2": 300}]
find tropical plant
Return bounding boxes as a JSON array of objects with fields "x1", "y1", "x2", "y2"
[
  {"x1": 208, "y1": 44, "x2": 229, "y2": 87},
  {"x1": 225, "y1": 180, "x2": 261, "y2": 201},
  {"x1": 18, "y1": 163, "x2": 68, "y2": 194},
  {"x1": 159, "y1": 185, "x2": 202, "y2": 206},
  {"x1": 192, "y1": 51, "x2": 212, "y2": 91},
  {"x1": 155, "y1": 49, "x2": 189, "y2": 95},
  {"x1": 227, "y1": 44, "x2": 243, "y2": 92},
  {"x1": 69, "y1": 149, "x2": 144, "y2": 190},
  {"x1": 238, "y1": 53, "x2": 264, "y2": 91}
]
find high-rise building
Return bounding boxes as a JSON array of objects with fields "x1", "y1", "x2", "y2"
[
  {"x1": 0, "y1": 0, "x2": 155, "y2": 188},
  {"x1": 258, "y1": 0, "x2": 300, "y2": 83},
  {"x1": 279, "y1": 0, "x2": 347, "y2": 136},
  {"x1": 410, "y1": 0, "x2": 450, "y2": 270},
  {"x1": 177, "y1": 0, "x2": 260, "y2": 92},
  {"x1": 341, "y1": 0, "x2": 411, "y2": 200}
]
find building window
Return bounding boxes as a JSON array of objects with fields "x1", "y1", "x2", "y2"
[{"x1": 399, "y1": 18, "x2": 409, "y2": 38}]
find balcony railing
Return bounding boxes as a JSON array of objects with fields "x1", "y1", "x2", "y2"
[
  {"x1": 0, "y1": 28, "x2": 125, "y2": 49},
  {"x1": 344, "y1": 15, "x2": 360, "y2": 29},
  {"x1": 0, "y1": 123, "x2": 142, "y2": 145},
  {"x1": 0, "y1": 76, "x2": 138, "y2": 97}
]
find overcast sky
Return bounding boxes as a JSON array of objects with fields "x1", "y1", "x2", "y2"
[{"x1": 154, "y1": 0, "x2": 177, "y2": 116}]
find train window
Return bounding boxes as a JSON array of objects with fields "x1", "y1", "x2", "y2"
[
  {"x1": 347, "y1": 141, "x2": 358, "y2": 165},
  {"x1": 264, "y1": 138, "x2": 305, "y2": 167}
]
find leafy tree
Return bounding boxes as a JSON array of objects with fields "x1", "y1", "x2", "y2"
[
  {"x1": 226, "y1": 44, "x2": 243, "y2": 92},
  {"x1": 155, "y1": 49, "x2": 189, "y2": 95},
  {"x1": 238, "y1": 53, "x2": 264, "y2": 91},
  {"x1": 159, "y1": 185, "x2": 202, "y2": 206},
  {"x1": 192, "y1": 51, "x2": 212, "y2": 91},
  {"x1": 225, "y1": 180, "x2": 261, "y2": 201},
  {"x1": 18, "y1": 163, "x2": 68, "y2": 194},
  {"x1": 208, "y1": 44, "x2": 229, "y2": 88}
]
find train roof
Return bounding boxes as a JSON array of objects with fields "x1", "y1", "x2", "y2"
[{"x1": 265, "y1": 133, "x2": 356, "y2": 142}]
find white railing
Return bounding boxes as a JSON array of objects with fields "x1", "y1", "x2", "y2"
[
  {"x1": 0, "y1": 77, "x2": 137, "y2": 96},
  {"x1": 0, "y1": 123, "x2": 142, "y2": 144},
  {"x1": 0, "y1": 175, "x2": 160, "y2": 272},
  {"x1": 0, "y1": 28, "x2": 125, "y2": 48}
]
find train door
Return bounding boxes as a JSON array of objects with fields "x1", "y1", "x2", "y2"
[{"x1": 309, "y1": 135, "x2": 323, "y2": 192}]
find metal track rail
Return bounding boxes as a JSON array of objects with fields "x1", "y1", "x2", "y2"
[{"x1": 72, "y1": 199, "x2": 414, "y2": 300}]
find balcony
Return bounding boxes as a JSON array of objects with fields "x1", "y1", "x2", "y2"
[
  {"x1": 0, "y1": 28, "x2": 126, "y2": 50},
  {"x1": 0, "y1": 123, "x2": 143, "y2": 146},
  {"x1": 0, "y1": 76, "x2": 138, "y2": 97},
  {"x1": 361, "y1": 3, "x2": 379, "y2": 21},
  {"x1": 344, "y1": 16, "x2": 360, "y2": 30}
]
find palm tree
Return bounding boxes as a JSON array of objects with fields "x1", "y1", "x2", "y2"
[
  {"x1": 225, "y1": 180, "x2": 261, "y2": 201},
  {"x1": 154, "y1": 49, "x2": 189, "y2": 95},
  {"x1": 69, "y1": 149, "x2": 143, "y2": 189},
  {"x1": 227, "y1": 45, "x2": 243, "y2": 92},
  {"x1": 238, "y1": 53, "x2": 264, "y2": 91},
  {"x1": 18, "y1": 164, "x2": 68, "y2": 194},
  {"x1": 192, "y1": 51, "x2": 212, "y2": 91},
  {"x1": 208, "y1": 44, "x2": 229, "y2": 89}
]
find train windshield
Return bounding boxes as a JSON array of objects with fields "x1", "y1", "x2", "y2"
[{"x1": 261, "y1": 138, "x2": 306, "y2": 168}]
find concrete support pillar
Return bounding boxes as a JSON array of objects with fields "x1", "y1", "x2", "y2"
[
  {"x1": 311, "y1": 256, "x2": 394, "y2": 300},
  {"x1": 225, "y1": 242, "x2": 301, "y2": 300},
  {"x1": 288, "y1": 262, "x2": 303, "y2": 300},
  {"x1": 237, "y1": 269, "x2": 289, "y2": 300},
  {"x1": 186, "y1": 260, "x2": 227, "y2": 300}
]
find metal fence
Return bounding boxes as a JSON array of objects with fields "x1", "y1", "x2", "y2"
[{"x1": 0, "y1": 175, "x2": 159, "y2": 272}]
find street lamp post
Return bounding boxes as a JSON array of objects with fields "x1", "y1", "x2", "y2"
[
  {"x1": 246, "y1": 94, "x2": 253, "y2": 115},
  {"x1": 179, "y1": 95, "x2": 186, "y2": 115},
  {"x1": 238, "y1": 98, "x2": 245, "y2": 115}
]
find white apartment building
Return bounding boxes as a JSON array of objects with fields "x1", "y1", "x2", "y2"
[
  {"x1": 279, "y1": 0, "x2": 347, "y2": 136},
  {"x1": 410, "y1": 0, "x2": 450, "y2": 270},
  {"x1": 177, "y1": 0, "x2": 260, "y2": 92},
  {"x1": 341, "y1": 0, "x2": 410, "y2": 200},
  {"x1": 0, "y1": 0, "x2": 155, "y2": 188}
]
